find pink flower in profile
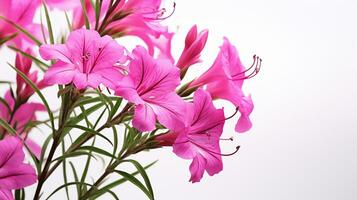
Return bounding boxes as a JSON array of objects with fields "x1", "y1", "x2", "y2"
[
  {"x1": 176, "y1": 25, "x2": 208, "y2": 70},
  {"x1": 0, "y1": 91, "x2": 45, "y2": 157},
  {"x1": 40, "y1": 29, "x2": 126, "y2": 89},
  {"x1": 159, "y1": 89, "x2": 225, "y2": 183},
  {"x1": 107, "y1": 0, "x2": 175, "y2": 60},
  {"x1": 0, "y1": 136, "x2": 37, "y2": 200},
  {"x1": 115, "y1": 46, "x2": 186, "y2": 132},
  {"x1": 0, "y1": 0, "x2": 42, "y2": 49},
  {"x1": 190, "y1": 38, "x2": 261, "y2": 133},
  {"x1": 15, "y1": 49, "x2": 46, "y2": 101}
]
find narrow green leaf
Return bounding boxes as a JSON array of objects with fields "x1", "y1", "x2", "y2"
[
  {"x1": 0, "y1": 118, "x2": 16, "y2": 135},
  {"x1": 80, "y1": 139, "x2": 96, "y2": 196},
  {"x1": 64, "y1": 12, "x2": 73, "y2": 32},
  {"x1": 65, "y1": 124, "x2": 113, "y2": 146},
  {"x1": 9, "y1": 64, "x2": 55, "y2": 132},
  {"x1": 52, "y1": 151, "x2": 96, "y2": 162},
  {"x1": 122, "y1": 159, "x2": 154, "y2": 198},
  {"x1": 91, "y1": 161, "x2": 157, "y2": 199},
  {"x1": 0, "y1": 33, "x2": 17, "y2": 46},
  {"x1": 80, "y1": 0, "x2": 91, "y2": 29},
  {"x1": 78, "y1": 146, "x2": 116, "y2": 159},
  {"x1": 69, "y1": 162, "x2": 81, "y2": 198},
  {"x1": 68, "y1": 102, "x2": 104, "y2": 125},
  {"x1": 42, "y1": 3, "x2": 54, "y2": 44},
  {"x1": 113, "y1": 170, "x2": 154, "y2": 200},
  {"x1": 0, "y1": 16, "x2": 42, "y2": 46},
  {"x1": 62, "y1": 142, "x2": 71, "y2": 200}
]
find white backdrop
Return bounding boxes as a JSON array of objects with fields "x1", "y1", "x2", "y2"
[{"x1": 1, "y1": 0, "x2": 357, "y2": 199}]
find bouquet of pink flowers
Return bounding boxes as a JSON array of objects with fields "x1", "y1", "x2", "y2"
[{"x1": 0, "y1": 0, "x2": 261, "y2": 199}]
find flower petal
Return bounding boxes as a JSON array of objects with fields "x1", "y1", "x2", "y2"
[
  {"x1": 189, "y1": 155, "x2": 206, "y2": 183},
  {"x1": 132, "y1": 104, "x2": 156, "y2": 132},
  {"x1": 0, "y1": 189, "x2": 13, "y2": 200},
  {"x1": 44, "y1": 62, "x2": 76, "y2": 86}
]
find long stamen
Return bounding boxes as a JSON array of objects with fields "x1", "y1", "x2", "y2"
[
  {"x1": 225, "y1": 107, "x2": 239, "y2": 120},
  {"x1": 220, "y1": 136, "x2": 234, "y2": 141},
  {"x1": 230, "y1": 55, "x2": 262, "y2": 81},
  {"x1": 141, "y1": 2, "x2": 176, "y2": 21},
  {"x1": 174, "y1": 139, "x2": 240, "y2": 157}
]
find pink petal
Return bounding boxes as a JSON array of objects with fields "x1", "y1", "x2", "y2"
[
  {"x1": 0, "y1": 189, "x2": 13, "y2": 200},
  {"x1": 189, "y1": 155, "x2": 206, "y2": 183},
  {"x1": 25, "y1": 139, "x2": 41, "y2": 159},
  {"x1": 0, "y1": 137, "x2": 37, "y2": 189},
  {"x1": 148, "y1": 93, "x2": 187, "y2": 131},
  {"x1": 44, "y1": 62, "x2": 76, "y2": 86},
  {"x1": 39, "y1": 44, "x2": 71, "y2": 63},
  {"x1": 132, "y1": 104, "x2": 157, "y2": 132}
]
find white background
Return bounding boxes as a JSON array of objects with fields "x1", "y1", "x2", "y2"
[{"x1": 1, "y1": 0, "x2": 357, "y2": 199}]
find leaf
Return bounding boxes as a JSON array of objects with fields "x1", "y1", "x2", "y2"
[
  {"x1": 42, "y1": 3, "x2": 54, "y2": 44},
  {"x1": 64, "y1": 12, "x2": 73, "y2": 32},
  {"x1": 52, "y1": 151, "x2": 96, "y2": 162},
  {"x1": 80, "y1": 139, "x2": 96, "y2": 196},
  {"x1": 61, "y1": 142, "x2": 70, "y2": 200},
  {"x1": 68, "y1": 102, "x2": 104, "y2": 125},
  {"x1": 0, "y1": 118, "x2": 16, "y2": 135},
  {"x1": 121, "y1": 159, "x2": 154, "y2": 198},
  {"x1": 69, "y1": 162, "x2": 81, "y2": 198},
  {"x1": 65, "y1": 124, "x2": 113, "y2": 146},
  {"x1": 113, "y1": 170, "x2": 154, "y2": 200},
  {"x1": 0, "y1": 33, "x2": 17, "y2": 46},
  {"x1": 0, "y1": 16, "x2": 42, "y2": 46},
  {"x1": 91, "y1": 161, "x2": 157, "y2": 199},
  {"x1": 9, "y1": 64, "x2": 55, "y2": 132},
  {"x1": 78, "y1": 146, "x2": 116, "y2": 159},
  {"x1": 80, "y1": 0, "x2": 91, "y2": 29}
]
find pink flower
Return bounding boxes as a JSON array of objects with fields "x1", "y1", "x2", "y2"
[
  {"x1": 160, "y1": 89, "x2": 225, "y2": 183},
  {"x1": 0, "y1": 91, "x2": 45, "y2": 157},
  {"x1": 70, "y1": 0, "x2": 174, "y2": 63},
  {"x1": 107, "y1": 0, "x2": 174, "y2": 59},
  {"x1": 115, "y1": 46, "x2": 186, "y2": 132},
  {"x1": 40, "y1": 29, "x2": 125, "y2": 89},
  {"x1": 15, "y1": 49, "x2": 46, "y2": 101},
  {"x1": 0, "y1": 0, "x2": 42, "y2": 49},
  {"x1": 0, "y1": 136, "x2": 37, "y2": 200},
  {"x1": 176, "y1": 25, "x2": 208, "y2": 70},
  {"x1": 190, "y1": 38, "x2": 260, "y2": 133}
]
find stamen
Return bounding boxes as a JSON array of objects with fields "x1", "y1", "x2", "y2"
[
  {"x1": 225, "y1": 107, "x2": 239, "y2": 120},
  {"x1": 106, "y1": 87, "x2": 112, "y2": 94},
  {"x1": 230, "y1": 55, "x2": 262, "y2": 81},
  {"x1": 174, "y1": 139, "x2": 240, "y2": 157},
  {"x1": 220, "y1": 136, "x2": 234, "y2": 141},
  {"x1": 141, "y1": 2, "x2": 176, "y2": 21}
]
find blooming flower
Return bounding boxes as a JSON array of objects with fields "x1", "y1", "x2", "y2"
[
  {"x1": 40, "y1": 29, "x2": 125, "y2": 89},
  {"x1": 0, "y1": 91, "x2": 45, "y2": 157},
  {"x1": 70, "y1": 0, "x2": 174, "y2": 63},
  {"x1": 0, "y1": 136, "x2": 37, "y2": 200},
  {"x1": 115, "y1": 46, "x2": 186, "y2": 132},
  {"x1": 15, "y1": 49, "x2": 46, "y2": 101},
  {"x1": 189, "y1": 37, "x2": 260, "y2": 133},
  {"x1": 0, "y1": 0, "x2": 42, "y2": 49},
  {"x1": 176, "y1": 25, "x2": 209, "y2": 70},
  {"x1": 158, "y1": 89, "x2": 225, "y2": 182}
]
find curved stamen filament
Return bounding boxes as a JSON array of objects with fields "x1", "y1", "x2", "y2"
[{"x1": 230, "y1": 55, "x2": 262, "y2": 81}]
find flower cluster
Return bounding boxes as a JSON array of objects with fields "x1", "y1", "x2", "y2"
[{"x1": 0, "y1": 0, "x2": 260, "y2": 199}]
